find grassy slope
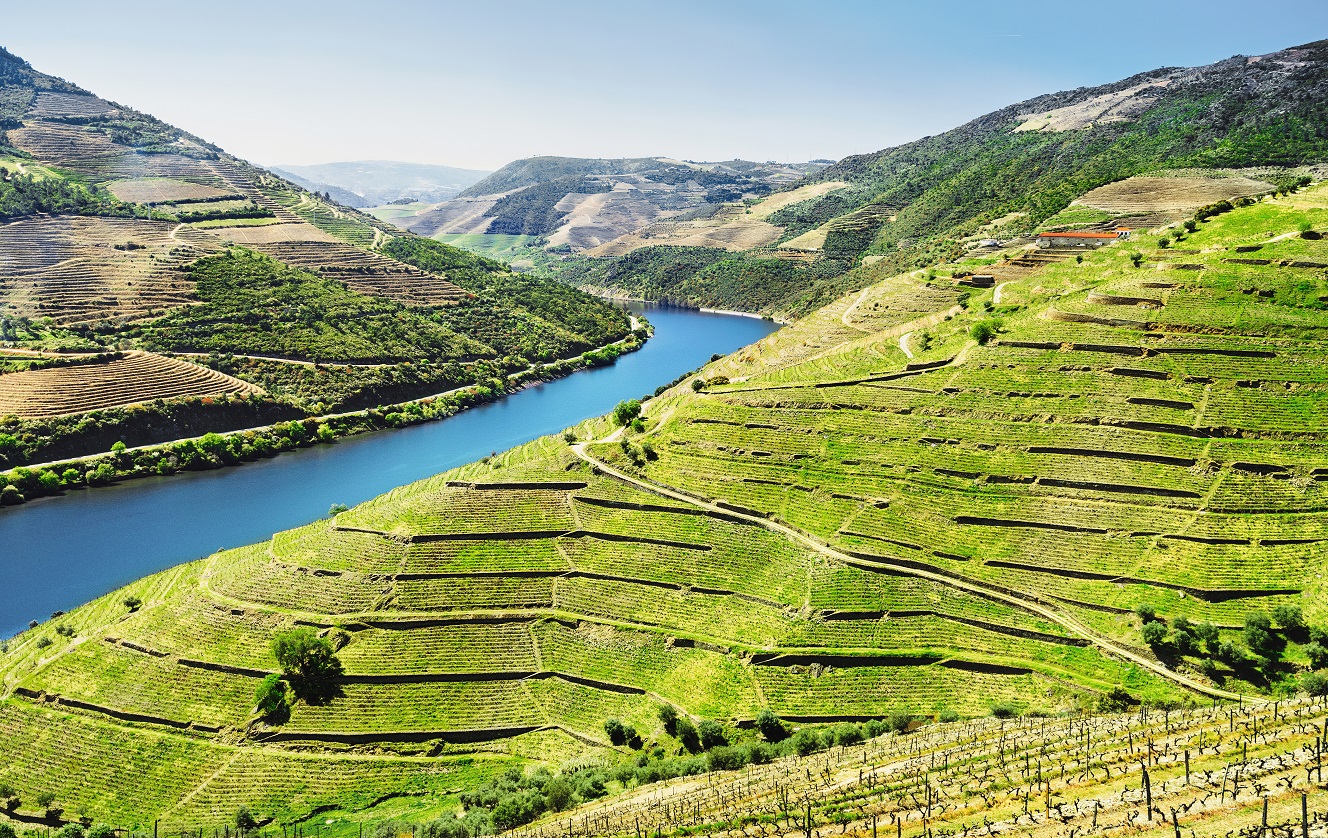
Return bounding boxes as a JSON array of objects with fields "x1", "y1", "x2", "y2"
[{"x1": 6, "y1": 180, "x2": 1328, "y2": 827}]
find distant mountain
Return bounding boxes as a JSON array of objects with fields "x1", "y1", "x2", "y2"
[
  {"x1": 270, "y1": 160, "x2": 492, "y2": 206},
  {"x1": 398, "y1": 155, "x2": 829, "y2": 250}
]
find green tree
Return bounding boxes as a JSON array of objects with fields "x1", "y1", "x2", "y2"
[
  {"x1": 674, "y1": 717, "x2": 700, "y2": 752},
  {"x1": 697, "y1": 719, "x2": 726, "y2": 750},
  {"x1": 1098, "y1": 686, "x2": 1133, "y2": 713},
  {"x1": 253, "y1": 674, "x2": 289, "y2": 722},
  {"x1": 969, "y1": 320, "x2": 997, "y2": 345},
  {"x1": 603, "y1": 718, "x2": 627, "y2": 745},
  {"x1": 1302, "y1": 671, "x2": 1328, "y2": 697},
  {"x1": 271, "y1": 628, "x2": 343, "y2": 702},
  {"x1": 1195, "y1": 621, "x2": 1221, "y2": 655},
  {"x1": 755, "y1": 708, "x2": 786, "y2": 742},
  {"x1": 235, "y1": 807, "x2": 258, "y2": 832},
  {"x1": 612, "y1": 399, "x2": 642, "y2": 426},
  {"x1": 544, "y1": 775, "x2": 572, "y2": 812},
  {"x1": 1141, "y1": 620, "x2": 1170, "y2": 650},
  {"x1": 657, "y1": 703, "x2": 678, "y2": 735},
  {"x1": 1303, "y1": 642, "x2": 1328, "y2": 670}
]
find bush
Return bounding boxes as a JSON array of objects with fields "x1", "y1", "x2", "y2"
[
  {"x1": 1272, "y1": 605, "x2": 1306, "y2": 635},
  {"x1": 1135, "y1": 604, "x2": 1158, "y2": 624},
  {"x1": 0, "y1": 822, "x2": 14, "y2": 838},
  {"x1": 990, "y1": 702, "x2": 1018, "y2": 719},
  {"x1": 832, "y1": 722, "x2": 865, "y2": 746},
  {"x1": 706, "y1": 745, "x2": 746, "y2": 772},
  {"x1": 791, "y1": 727, "x2": 823, "y2": 756},
  {"x1": 1304, "y1": 642, "x2": 1328, "y2": 670},
  {"x1": 1098, "y1": 686, "x2": 1133, "y2": 713},
  {"x1": 271, "y1": 627, "x2": 343, "y2": 701},
  {"x1": 123, "y1": 595, "x2": 142, "y2": 611},
  {"x1": 887, "y1": 710, "x2": 914, "y2": 734},
  {"x1": 1244, "y1": 612, "x2": 1280, "y2": 660},
  {"x1": 1141, "y1": 620, "x2": 1170, "y2": 649},
  {"x1": 1129, "y1": 251, "x2": 1144, "y2": 267},
  {"x1": 697, "y1": 719, "x2": 727, "y2": 750},
  {"x1": 1195, "y1": 621, "x2": 1221, "y2": 654},
  {"x1": 603, "y1": 718, "x2": 627, "y2": 745},
  {"x1": 235, "y1": 807, "x2": 258, "y2": 831},
  {"x1": 755, "y1": 708, "x2": 786, "y2": 742},
  {"x1": 657, "y1": 703, "x2": 678, "y2": 735},
  {"x1": 969, "y1": 320, "x2": 997, "y2": 345},
  {"x1": 0, "y1": 484, "x2": 22, "y2": 505},
  {"x1": 691, "y1": 378, "x2": 705, "y2": 391},
  {"x1": 674, "y1": 717, "x2": 700, "y2": 752},
  {"x1": 937, "y1": 708, "x2": 960, "y2": 723},
  {"x1": 544, "y1": 775, "x2": 572, "y2": 812},
  {"x1": 1158, "y1": 237, "x2": 1170, "y2": 248},
  {"x1": 1302, "y1": 671, "x2": 1328, "y2": 697},
  {"x1": 253, "y1": 674, "x2": 289, "y2": 722},
  {"x1": 612, "y1": 399, "x2": 642, "y2": 426}
]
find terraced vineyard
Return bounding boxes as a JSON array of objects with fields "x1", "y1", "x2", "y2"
[
  {"x1": 0, "y1": 350, "x2": 262, "y2": 418},
  {"x1": 7, "y1": 187, "x2": 1328, "y2": 827}
]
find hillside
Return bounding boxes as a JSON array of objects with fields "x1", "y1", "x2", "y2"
[
  {"x1": 454, "y1": 41, "x2": 1328, "y2": 320},
  {"x1": 388, "y1": 156, "x2": 828, "y2": 264},
  {"x1": 0, "y1": 47, "x2": 633, "y2": 476},
  {"x1": 4, "y1": 168, "x2": 1328, "y2": 830},
  {"x1": 271, "y1": 161, "x2": 492, "y2": 207}
]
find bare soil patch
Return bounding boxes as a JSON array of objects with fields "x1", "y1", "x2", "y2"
[{"x1": 1074, "y1": 176, "x2": 1273, "y2": 214}]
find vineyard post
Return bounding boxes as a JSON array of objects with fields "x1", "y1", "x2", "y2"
[
  {"x1": 805, "y1": 801, "x2": 812, "y2": 838},
  {"x1": 1171, "y1": 808, "x2": 1180, "y2": 838},
  {"x1": 1143, "y1": 766, "x2": 1152, "y2": 820},
  {"x1": 1184, "y1": 750, "x2": 1190, "y2": 784},
  {"x1": 1303, "y1": 792, "x2": 1309, "y2": 838},
  {"x1": 1262, "y1": 797, "x2": 1268, "y2": 830}
]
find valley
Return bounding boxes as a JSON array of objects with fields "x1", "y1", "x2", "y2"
[{"x1": 3, "y1": 23, "x2": 1328, "y2": 838}]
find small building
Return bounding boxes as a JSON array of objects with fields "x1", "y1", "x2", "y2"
[{"x1": 1036, "y1": 229, "x2": 1131, "y2": 249}]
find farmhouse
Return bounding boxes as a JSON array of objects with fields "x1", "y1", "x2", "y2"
[{"x1": 1036, "y1": 229, "x2": 1131, "y2": 248}]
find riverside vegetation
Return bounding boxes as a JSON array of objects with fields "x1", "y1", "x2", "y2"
[
  {"x1": 0, "y1": 46, "x2": 636, "y2": 502},
  {"x1": 5, "y1": 164, "x2": 1328, "y2": 834}
]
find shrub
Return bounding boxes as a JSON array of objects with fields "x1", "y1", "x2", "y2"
[
  {"x1": 1244, "y1": 612, "x2": 1280, "y2": 659},
  {"x1": 544, "y1": 775, "x2": 572, "y2": 812},
  {"x1": 36, "y1": 791, "x2": 55, "y2": 809},
  {"x1": 1195, "y1": 621, "x2": 1221, "y2": 654},
  {"x1": 235, "y1": 807, "x2": 258, "y2": 831},
  {"x1": 612, "y1": 399, "x2": 642, "y2": 426},
  {"x1": 1272, "y1": 605, "x2": 1306, "y2": 635},
  {"x1": 271, "y1": 627, "x2": 343, "y2": 701},
  {"x1": 1183, "y1": 219, "x2": 1198, "y2": 232},
  {"x1": 1129, "y1": 251, "x2": 1144, "y2": 267},
  {"x1": 937, "y1": 708, "x2": 960, "y2": 723},
  {"x1": 755, "y1": 708, "x2": 786, "y2": 742},
  {"x1": 0, "y1": 824, "x2": 15, "y2": 838},
  {"x1": 1304, "y1": 642, "x2": 1328, "y2": 670},
  {"x1": 969, "y1": 320, "x2": 997, "y2": 345},
  {"x1": 123, "y1": 595, "x2": 142, "y2": 611},
  {"x1": 86, "y1": 826, "x2": 114, "y2": 838},
  {"x1": 990, "y1": 702, "x2": 1018, "y2": 719},
  {"x1": 887, "y1": 710, "x2": 914, "y2": 734},
  {"x1": 691, "y1": 378, "x2": 704, "y2": 391},
  {"x1": 55, "y1": 624, "x2": 75, "y2": 638},
  {"x1": 657, "y1": 703, "x2": 678, "y2": 735},
  {"x1": 674, "y1": 717, "x2": 699, "y2": 752},
  {"x1": 1141, "y1": 620, "x2": 1169, "y2": 649},
  {"x1": 328, "y1": 503, "x2": 349, "y2": 516},
  {"x1": 562, "y1": 430, "x2": 576, "y2": 443},
  {"x1": 1303, "y1": 671, "x2": 1328, "y2": 697},
  {"x1": 35, "y1": 636, "x2": 52, "y2": 649},
  {"x1": 697, "y1": 719, "x2": 727, "y2": 750},
  {"x1": 0, "y1": 484, "x2": 23, "y2": 505},
  {"x1": 1158, "y1": 237, "x2": 1170, "y2": 248},
  {"x1": 791, "y1": 727, "x2": 823, "y2": 756},
  {"x1": 603, "y1": 718, "x2": 627, "y2": 746},
  {"x1": 706, "y1": 745, "x2": 745, "y2": 772},
  {"x1": 1135, "y1": 604, "x2": 1158, "y2": 624},
  {"x1": 1098, "y1": 686, "x2": 1133, "y2": 713},
  {"x1": 253, "y1": 674, "x2": 289, "y2": 722},
  {"x1": 832, "y1": 723, "x2": 865, "y2": 746}
]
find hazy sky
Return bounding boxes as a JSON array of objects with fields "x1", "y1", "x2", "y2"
[{"x1": 5, "y1": 1, "x2": 1326, "y2": 170}]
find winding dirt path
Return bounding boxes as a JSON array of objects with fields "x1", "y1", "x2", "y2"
[
  {"x1": 569, "y1": 442, "x2": 1253, "y2": 703},
  {"x1": 899, "y1": 332, "x2": 914, "y2": 359}
]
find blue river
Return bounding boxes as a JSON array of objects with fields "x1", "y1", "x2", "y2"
[{"x1": 0, "y1": 304, "x2": 778, "y2": 638}]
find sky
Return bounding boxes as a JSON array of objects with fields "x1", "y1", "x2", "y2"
[{"x1": 4, "y1": 1, "x2": 1327, "y2": 171}]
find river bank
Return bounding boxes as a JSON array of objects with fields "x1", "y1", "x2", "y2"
[{"x1": 0, "y1": 304, "x2": 780, "y2": 637}]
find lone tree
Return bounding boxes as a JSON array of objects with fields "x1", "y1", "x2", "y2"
[
  {"x1": 612, "y1": 399, "x2": 642, "y2": 426},
  {"x1": 253, "y1": 673, "x2": 290, "y2": 723},
  {"x1": 271, "y1": 628, "x2": 343, "y2": 703}
]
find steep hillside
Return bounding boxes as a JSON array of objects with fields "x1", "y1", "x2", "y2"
[
  {"x1": 0, "y1": 47, "x2": 632, "y2": 476},
  {"x1": 4, "y1": 174, "x2": 1328, "y2": 830},
  {"x1": 510, "y1": 41, "x2": 1328, "y2": 319}
]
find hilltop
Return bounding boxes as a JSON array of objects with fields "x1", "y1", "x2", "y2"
[
  {"x1": 0, "y1": 47, "x2": 634, "y2": 488},
  {"x1": 4, "y1": 161, "x2": 1328, "y2": 830},
  {"x1": 409, "y1": 41, "x2": 1328, "y2": 320}
]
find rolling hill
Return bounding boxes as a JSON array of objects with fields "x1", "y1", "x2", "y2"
[
  {"x1": 0, "y1": 46, "x2": 633, "y2": 485},
  {"x1": 4, "y1": 154, "x2": 1328, "y2": 831},
  {"x1": 405, "y1": 41, "x2": 1328, "y2": 321}
]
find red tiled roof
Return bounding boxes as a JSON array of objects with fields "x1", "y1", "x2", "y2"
[{"x1": 1037, "y1": 231, "x2": 1121, "y2": 239}]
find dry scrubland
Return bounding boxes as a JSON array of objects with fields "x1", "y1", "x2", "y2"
[{"x1": 3, "y1": 185, "x2": 1328, "y2": 830}]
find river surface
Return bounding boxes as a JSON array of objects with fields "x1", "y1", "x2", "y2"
[{"x1": 0, "y1": 305, "x2": 778, "y2": 638}]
